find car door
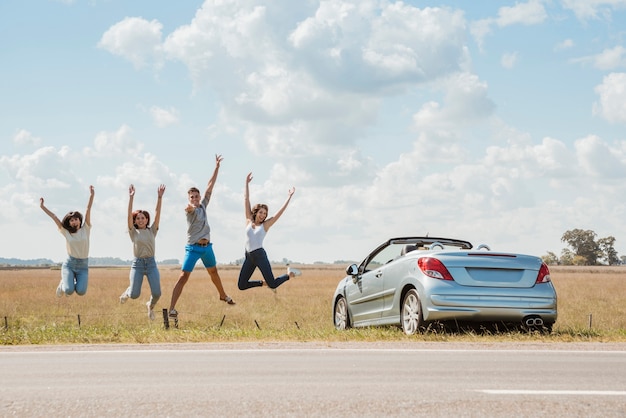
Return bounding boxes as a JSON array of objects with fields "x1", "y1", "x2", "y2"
[{"x1": 345, "y1": 245, "x2": 399, "y2": 326}]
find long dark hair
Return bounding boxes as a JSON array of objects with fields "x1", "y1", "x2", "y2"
[{"x1": 61, "y1": 211, "x2": 83, "y2": 233}]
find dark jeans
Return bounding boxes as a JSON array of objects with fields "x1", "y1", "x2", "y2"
[{"x1": 237, "y1": 248, "x2": 289, "y2": 290}]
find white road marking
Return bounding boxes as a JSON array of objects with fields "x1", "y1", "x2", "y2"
[{"x1": 481, "y1": 390, "x2": 626, "y2": 396}]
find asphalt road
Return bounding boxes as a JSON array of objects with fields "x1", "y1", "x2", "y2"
[{"x1": 1, "y1": 342, "x2": 625, "y2": 417}]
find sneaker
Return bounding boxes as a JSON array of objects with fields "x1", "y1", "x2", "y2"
[
  {"x1": 56, "y1": 284, "x2": 63, "y2": 298},
  {"x1": 146, "y1": 301, "x2": 155, "y2": 321},
  {"x1": 119, "y1": 292, "x2": 129, "y2": 304},
  {"x1": 287, "y1": 267, "x2": 301, "y2": 277},
  {"x1": 168, "y1": 309, "x2": 178, "y2": 319}
]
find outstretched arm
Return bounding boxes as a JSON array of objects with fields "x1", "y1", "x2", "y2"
[
  {"x1": 127, "y1": 185, "x2": 135, "y2": 230},
  {"x1": 204, "y1": 154, "x2": 223, "y2": 204},
  {"x1": 84, "y1": 185, "x2": 94, "y2": 227},
  {"x1": 39, "y1": 198, "x2": 63, "y2": 229},
  {"x1": 263, "y1": 186, "x2": 295, "y2": 231},
  {"x1": 244, "y1": 173, "x2": 253, "y2": 221},
  {"x1": 152, "y1": 184, "x2": 166, "y2": 230}
]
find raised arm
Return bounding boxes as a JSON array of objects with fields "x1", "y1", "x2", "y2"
[
  {"x1": 204, "y1": 154, "x2": 223, "y2": 203},
  {"x1": 263, "y1": 186, "x2": 295, "y2": 231},
  {"x1": 84, "y1": 185, "x2": 95, "y2": 227},
  {"x1": 127, "y1": 185, "x2": 135, "y2": 230},
  {"x1": 39, "y1": 198, "x2": 63, "y2": 229},
  {"x1": 244, "y1": 173, "x2": 253, "y2": 221},
  {"x1": 152, "y1": 184, "x2": 166, "y2": 230}
]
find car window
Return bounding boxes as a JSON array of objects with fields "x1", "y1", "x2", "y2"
[{"x1": 364, "y1": 244, "x2": 403, "y2": 271}]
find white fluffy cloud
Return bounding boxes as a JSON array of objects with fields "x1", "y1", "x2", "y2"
[
  {"x1": 150, "y1": 106, "x2": 180, "y2": 128},
  {"x1": 573, "y1": 46, "x2": 626, "y2": 70},
  {"x1": 576, "y1": 134, "x2": 626, "y2": 178},
  {"x1": 84, "y1": 125, "x2": 143, "y2": 157},
  {"x1": 592, "y1": 46, "x2": 626, "y2": 70},
  {"x1": 593, "y1": 72, "x2": 626, "y2": 123},
  {"x1": 159, "y1": 2, "x2": 468, "y2": 154},
  {"x1": 471, "y1": 0, "x2": 547, "y2": 48},
  {"x1": 561, "y1": 0, "x2": 626, "y2": 20},
  {"x1": 98, "y1": 17, "x2": 164, "y2": 69},
  {"x1": 501, "y1": 52, "x2": 519, "y2": 69},
  {"x1": 12, "y1": 129, "x2": 41, "y2": 147}
]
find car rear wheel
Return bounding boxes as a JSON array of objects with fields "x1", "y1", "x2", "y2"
[
  {"x1": 401, "y1": 289, "x2": 424, "y2": 335},
  {"x1": 334, "y1": 296, "x2": 351, "y2": 330}
]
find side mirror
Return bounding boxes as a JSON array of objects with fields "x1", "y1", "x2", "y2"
[{"x1": 346, "y1": 264, "x2": 358, "y2": 276}]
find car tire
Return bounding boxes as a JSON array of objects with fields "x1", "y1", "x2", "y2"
[
  {"x1": 334, "y1": 296, "x2": 351, "y2": 330},
  {"x1": 401, "y1": 289, "x2": 424, "y2": 335}
]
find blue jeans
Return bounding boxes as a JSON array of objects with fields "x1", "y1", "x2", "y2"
[
  {"x1": 60, "y1": 256, "x2": 88, "y2": 296},
  {"x1": 124, "y1": 257, "x2": 161, "y2": 307},
  {"x1": 181, "y1": 243, "x2": 217, "y2": 272},
  {"x1": 238, "y1": 248, "x2": 289, "y2": 290}
]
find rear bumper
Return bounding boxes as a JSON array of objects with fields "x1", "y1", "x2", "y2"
[{"x1": 424, "y1": 294, "x2": 557, "y2": 323}]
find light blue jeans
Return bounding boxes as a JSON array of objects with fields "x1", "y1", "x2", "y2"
[
  {"x1": 123, "y1": 257, "x2": 161, "y2": 307},
  {"x1": 60, "y1": 256, "x2": 89, "y2": 296}
]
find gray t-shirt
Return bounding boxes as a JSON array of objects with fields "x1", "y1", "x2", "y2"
[
  {"x1": 129, "y1": 227, "x2": 157, "y2": 258},
  {"x1": 186, "y1": 196, "x2": 211, "y2": 244}
]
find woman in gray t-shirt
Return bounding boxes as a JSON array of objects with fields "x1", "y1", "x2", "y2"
[{"x1": 119, "y1": 184, "x2": 165, "y2": 321}]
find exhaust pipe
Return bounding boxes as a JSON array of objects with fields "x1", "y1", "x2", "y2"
[{"x1": 523, "y1": 316, "x2": 544, "y2": 327}]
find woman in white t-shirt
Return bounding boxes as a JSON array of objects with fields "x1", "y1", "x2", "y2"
[
  {"x1": 237, "y1": 173, "x2": 301, "y2": 291},
  {"x1": 40, "y1": 185, "x2": 94, "y2": 296},
  {"x1": 119, "y1": 184, "x2": 165, "y2": 321}
]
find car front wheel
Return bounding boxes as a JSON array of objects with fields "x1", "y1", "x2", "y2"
[
  {"x1": 334, "y1": 296, "x2": 351, "y2": 330},
  {"x1": 401, "y1": 289, "x2": 424, "y2": 335}
]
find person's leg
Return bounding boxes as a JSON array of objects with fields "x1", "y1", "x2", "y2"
[
  {"x1": 200, "y1": 244, "x2": 233, "y2": 303},
  {"x1": 207, "y1": 266, "x2": 231, "y2": 301},
  {"x1": 169, "y1": 270, "x2": 191, "y2": 312},
  {"x1": 128, "y1": 258, "x2": 144, "y2": 299},
  {"x1": 59, "y1": 258, "x2": 74, "y2": 295},
  {"x1": 237, "y1": 252, "x2": 262, "y2": 290},
  {"x1": 254, "y1": 248, "x2": 289, "y2": 289},
  {"x1": 145, "y1": 257, "x2": 161, "y2": 308},
  {"x1": 170, "y1": 245, "x2": 199, "y2": 312},
  {"x1": 73, "y1": 258, "x2": 89, "y2": 296}
]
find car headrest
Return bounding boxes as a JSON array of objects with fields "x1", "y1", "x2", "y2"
[{"x1": 401, "y1": 244, "x2": 417, "y2": 256}]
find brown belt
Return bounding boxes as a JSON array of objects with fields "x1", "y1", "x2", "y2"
[{"x1": 195, "y1": 241, "x2": 209, "y2": 247}]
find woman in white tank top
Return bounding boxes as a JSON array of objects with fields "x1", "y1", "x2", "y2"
[{"x1": 237, "y1": 172, "x2": 301, "y2": 291}]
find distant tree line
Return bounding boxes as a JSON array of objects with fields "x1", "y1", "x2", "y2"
[
  {"x1": 542, "y1": 229, "x2": 621, "y2": 266},
  {"x1": 0, "y1": 257, "x2": 180, "y2": 267}
]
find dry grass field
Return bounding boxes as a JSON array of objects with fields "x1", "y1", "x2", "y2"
[{"x1": 1, "y1": 264, "x2": 625, "y2": 345}]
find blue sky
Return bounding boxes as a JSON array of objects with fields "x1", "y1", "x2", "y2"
[{"x1": 2, "y1": 0, "x2": 626, "y2": 264}]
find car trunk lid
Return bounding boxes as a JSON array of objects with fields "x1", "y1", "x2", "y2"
[{"x1": 435, "y1": 252, "x2": 542, "y2": 288}]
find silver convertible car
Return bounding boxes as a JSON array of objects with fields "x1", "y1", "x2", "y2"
[{"x1": 332, "y1": 237, "x2": 557, "y2": 335}]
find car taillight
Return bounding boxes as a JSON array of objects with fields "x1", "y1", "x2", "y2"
[
  {"x1": 536, "y1": 262, "x2": 551, "y2": 284},
  {"x1": 418, "y1": 257, "x2": 454, "y2": 281}
]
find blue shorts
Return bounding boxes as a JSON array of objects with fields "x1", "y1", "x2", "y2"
[{"x1": 181, "y1": 243, "x2": 217, "y2": 272}]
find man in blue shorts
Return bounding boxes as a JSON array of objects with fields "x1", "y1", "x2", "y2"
[{"x1": 168, "y1": 154, "x2": 235, "y2": 320}]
